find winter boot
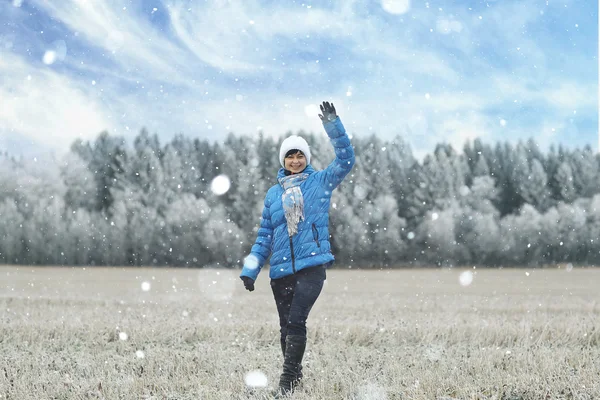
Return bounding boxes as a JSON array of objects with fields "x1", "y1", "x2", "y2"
[
  {"x1": 281, "y1": 336, "x2": 303, "y2": 384},
  {"x1": 277, "y1": 335, "x2": 306, "y2": 396}
]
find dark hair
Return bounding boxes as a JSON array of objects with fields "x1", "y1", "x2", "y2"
[{"x1": 285, "y1": 149, "x2": 304, "y2": 158}]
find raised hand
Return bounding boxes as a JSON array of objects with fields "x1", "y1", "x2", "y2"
[{"x1": 318, "y1": 101, "x2": 337, "y2": 122}]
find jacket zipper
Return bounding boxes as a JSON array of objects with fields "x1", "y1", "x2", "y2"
[
  {"x1": 312, "y1": 223, "x2": 321, "y2": 248},
  {"x1": 289, "y1": 236, "x2": 296, "y2": 274}
]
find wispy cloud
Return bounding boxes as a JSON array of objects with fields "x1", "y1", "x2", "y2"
[{"x1": 29, "y1": 0, "x2": 195, "y2": 82}]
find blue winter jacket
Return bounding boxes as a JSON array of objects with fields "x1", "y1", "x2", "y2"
[{"x1": 240, "y1": 117, "x2": 355, "y2": 281}]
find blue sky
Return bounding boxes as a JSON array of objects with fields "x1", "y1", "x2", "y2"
[{"x1": 0, "y1": 0, "x2": 597, "y2": 158}]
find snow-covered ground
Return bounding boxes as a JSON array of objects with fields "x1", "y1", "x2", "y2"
[{"x1": 1, "y1": 266, "x2": 598, "y2": 399}]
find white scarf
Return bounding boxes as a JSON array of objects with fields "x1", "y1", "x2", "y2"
[{"x1": 278, "y1": 173, "x2": 309, "y2": 237}]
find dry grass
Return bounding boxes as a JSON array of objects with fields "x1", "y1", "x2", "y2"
[{"x1": 0, "y1": 265, "x2": 599, "y2": 400}]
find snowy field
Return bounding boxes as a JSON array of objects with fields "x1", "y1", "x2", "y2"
[{"x1": 1, "y1": 266, "x2": 599, "y2": 400}]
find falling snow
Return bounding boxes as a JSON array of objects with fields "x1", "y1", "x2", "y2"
[
  {"x1": 42, "y1": 51, "x2": 57, "y2": 65},
  {"x1": 244, "y1": 370, "x2": 268, "y2": 388},
  {"x1": 210, "y1": 175, "x2": 231, "y2": 196},
  {"x1": 381, "y1": 0, "x2": 410, "y2": 15},
  {"x1": 459, "y1": 271, "x2": 473, "y2": 286},
  {"x1": 244, "y1": 254, "x2": 259, "y2": 270},
  {"x1": 0, "y1": 2, "x2": 598, "y2": 398},
  {"x1": 566, "y1": 263, "x2": 574, "y2": 272}
]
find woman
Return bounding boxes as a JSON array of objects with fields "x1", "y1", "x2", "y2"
[{"x1": 240, "y1": 101, "x2": 355, "y2": 396}]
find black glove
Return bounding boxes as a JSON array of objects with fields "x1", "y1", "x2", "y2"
[
  {"x1": 319, "y1": 101, "x2": 337, "y2": 122},
  {"x1": 240, "y1": 276, "x2": 255, "y2": 292}
]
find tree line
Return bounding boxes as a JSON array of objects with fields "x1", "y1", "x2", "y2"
[{"x1": 1, "y1": 129, "x2": 599, "y2": 268}]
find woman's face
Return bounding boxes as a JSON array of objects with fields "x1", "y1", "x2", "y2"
[{"x1": 284, "y1": 151, "x2": 307, "y2": 174}]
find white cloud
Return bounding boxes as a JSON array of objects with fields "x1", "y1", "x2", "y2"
[
  {"x1": 414, "y1": 91, "x2": 486, "y2": 113},
  {"x1": 0, "y1": 51, "x2": 113, "y2": 152},
  {"x1": 492, "y1": 75, "x2": 596, "y2": 112},
  {"x1": 182, "y1": 96, "x2": 331, "y2": 140},
  {"x1": 535, "y1": 122, "x2": 562, "y2": 150},
  {"x1": 435, "y1": 113, "x2": 492, "y2": 148},
  {"x1": 543, "y1": 83, "x2": 597, "y2": 110},
  {"x1": 397, "y1": 111, "x2": 494, "y2": 161},
  {"x1": 358, "y1": 41, "x2": 460, "y2": 84}
]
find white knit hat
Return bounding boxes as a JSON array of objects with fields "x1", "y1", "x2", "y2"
[{"x1": 279, "y1": 135, "x2": 311, "y2": 168}]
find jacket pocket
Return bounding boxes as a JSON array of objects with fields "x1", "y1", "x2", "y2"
[{"x1": 312, "y1": 223, "x2": 321, "y2": 248}]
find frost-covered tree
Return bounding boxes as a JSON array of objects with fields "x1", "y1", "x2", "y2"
[
  {"x1": 220, "y1": 134, "x2": 266, "y2": 235},
  {"x1": 491, "y1": 142, "x2": 521, "y2": 216},
  {"x1": 554, "y1": 202, "x2": 587, "y2": 262},
  {"x1": 585, "y1": 194, "x2": 600, "y2": 264},
  {"x1": 62, "y1": 152, "x2": 97, "y2": 210},
  {"x1": 0, "y1": 200, "x2": 25, "y2": 264},
  {"x1": 464, "y1": 138, "x2": 494, "y2": 179},
  {"x1": 459, "y1": 176, "x2": 499, "y2": 215},
  {"x1": 415, "y1": 205, "x2": 464, "y2": 266},
  {"x1": 456, "y1": 176, "x2": 502, "y2": 265},
  {"x1": 341, "y1": 194, "x2": 406, "y2": 267},
  {"x1": 161, "y1": 143, "x2": 185, "y2": 195},
  {"x1": 4, "y1": 128, "x2": 600, "y2": 268},
  {"x1": 570, "y1": 147, "x2": 598, "y2": 198},
  {"x1": 370, "y1": 195, "x2": 407, "y2": 266},
  {"x1": 521, "y1": 159, "x2": 551, "y2": 210},
  {"x1": 472, "y1": 154, "x2": 490, "y2": 178},
  {"x1": 21, "y1": 197, "x2": 67, "y2": 265},
  {"x1": 330, "y1": 197, "x2": 368, "y2": 266},
  {"x1": 463, "y1": 211, "x2": 502, "y2": 265},
  {"x1": 404, "y1": 146, "x2": 465, "y2": 223},
  {"x1": 555, "y1": 162, "x2": 576, "y2": 203},
  {"x1": 127, "y1": 200, "x2": 165, "y2": 266},
  {"x1": 164, "y1": 194, "x2": 211, "y2": 266},
  {"x1": 72, "y1": 132, "x2": 127, "y2": 211},
  {"x1": 545, "y1": 145, "x2": 563, "y2": 201},
  {"x1": 65, "y1": 209, "x2": 95, "y2": 265},
  {"x1": 201, "y1": 203, "x2": 244, "y2": 267},
  {"x1": 386, "y1": 135, "x2": 415, "y2": 219},
  {"x1": 502, "y1": 204, "x2": 545, "y2": 265}
]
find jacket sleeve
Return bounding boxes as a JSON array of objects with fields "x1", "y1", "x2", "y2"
[
  {"x1": 321, "y1": 117, "x2": 355, "y2": 189},
  {"x1": 240, "y1": 194, "x2": 273, "y2": 281}
]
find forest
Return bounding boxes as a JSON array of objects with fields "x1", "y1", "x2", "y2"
[{"x1": 1, "y1": 129, "x2": 598, "y2": 268}]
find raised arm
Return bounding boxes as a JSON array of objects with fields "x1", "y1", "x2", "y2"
[
  {"x1": 319, "y1": 101, "x2": 355, "y2": 189},
  {"x1": 240, "y1": 195, "x2": 273, "y2": 282}
]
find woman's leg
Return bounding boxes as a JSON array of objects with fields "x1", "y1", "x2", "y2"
[
  {"x1": 270, "y1": 274, "x2": 296, "y2": 354},
  {"x1": 279, "y1": 265, "x2": 326, "y2": 393},
  {"x1": 286, "y1": 265, "x2": 326, "y2": 337}
]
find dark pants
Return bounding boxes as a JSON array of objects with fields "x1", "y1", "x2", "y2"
[{"x1": 270, "y1": 265, "x2": 326, "y2": 341}]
